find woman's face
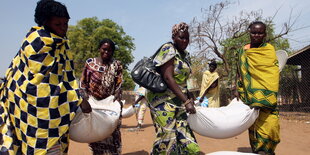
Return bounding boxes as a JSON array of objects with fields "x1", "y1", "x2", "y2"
[
  {"x1": 173, "y1": 30, "x2": 189, "y2": 52},
  {"x1": 249, "y1": 24, "x2": 266, "y2": 45},
  {"x1": 45, "y1": 16, "x2": 69, "y2": 37},
  {"x1": 99, "y1": 43, "x2": 114, "y2": 61},
  {"x1": 209, "y1": 64, "x2": 217, "y2": 72}
]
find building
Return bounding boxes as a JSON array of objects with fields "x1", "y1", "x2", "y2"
[{"x1": 286, "y1": 44, "x2": 310, "y2": 106}]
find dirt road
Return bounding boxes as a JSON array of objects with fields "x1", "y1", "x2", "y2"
[{"x1": 69, "y1": 107, "x2": 310, "y2": 155}]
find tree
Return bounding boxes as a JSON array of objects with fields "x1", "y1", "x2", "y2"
[
  {"x1": 189, "y1": 1, "x2": 300, "y2": 75},
  {"x1": 189, "y1": 1, "x2": 301, "y2": 104},
  {"x1": 67, "y1": 17, "x2": 136, "y2": 90}
]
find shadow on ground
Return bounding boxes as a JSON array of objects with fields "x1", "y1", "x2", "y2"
[
  {"x1": 123, "y1": 150, "x2": 206, "y2": 155},
  {"x1": 121, "y1": 123, "x2": 153, "y2": 129},
  {"x1": 123, "y1": 150, "x2": 149, "y2": 155},
  {"x1": 237, "y1": 147, "x2": 253, "y2": 153}
]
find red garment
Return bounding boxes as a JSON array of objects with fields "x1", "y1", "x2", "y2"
[
  {"x1": 80, "y1": 57, "x2": 123, "y2": 154},
  {"x1": 80, "y1": 58, "x2": 123, "y2": 100}
]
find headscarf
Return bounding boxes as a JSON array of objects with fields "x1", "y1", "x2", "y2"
[
  {"x1": 172, "y1": 22, "x2": 189, "y2": 37},
  {"x1": 209, "y1": 60, "x2": 217, "y2": 68}
]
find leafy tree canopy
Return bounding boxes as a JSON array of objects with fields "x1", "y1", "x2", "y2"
[{"x1": 67, "y1": 17, "x2": 136, "y2": 90}]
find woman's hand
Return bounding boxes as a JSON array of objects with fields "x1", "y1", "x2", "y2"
[
  {"x1": 80, "y1": 99, "x2": 92, "y2": 113},
  {"x1": 114, "y1": 89, "x2": 122, "y2": 102},
  {"x1": 79, "y1": 88, "x2": 91, "y2": 113},
  {"x1": 185, "y1": 99, "x2": 196, "y2": 114},
  {"x1": 199, "y1": 97, "x2": 204, "y2": 103},
  {"x1": 79, "y1": 88, "x2": 89, "y2": 100},
  {"x1": 234, "y1": 90, "x2": 240, "y2": 101}
]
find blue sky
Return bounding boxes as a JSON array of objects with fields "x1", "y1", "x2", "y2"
[{"x1": 1, "y1": 0, "x2": 310, "y2": 77}]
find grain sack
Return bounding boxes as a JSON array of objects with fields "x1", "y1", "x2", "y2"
[
  {"x1": 187, "y1": 98, "x2": 259, "y2": 139},
  {"x1": 206, "y1": 151, "x2": 257, "y2": 155},
  {"x1": 69, "y1": 95, "x2": 121, "y2": 143},
  {"x1": 122, "y1": 105, "x2": 136, "y2": 118}
]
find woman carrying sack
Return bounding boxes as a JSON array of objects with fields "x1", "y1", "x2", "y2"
[
  {"x1": 146, "y1": 22, "x2": 200, "y2": 155},
  {"x1": 80, "y1": 38, "x2": 123, "y2": 155},
  {"x1": 199, "y1": 60, "x2": 220, "y2": 108},
  {"x1": 236, "y1": 21, "x2": 280, "y2": 155},
  {"x1": 0, "y1": 0, "x2": 89, "y2": 154}
]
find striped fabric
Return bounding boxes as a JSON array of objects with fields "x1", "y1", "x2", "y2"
[{"x1": 46, "y1": 142, "x2": 61, "y2": 155}]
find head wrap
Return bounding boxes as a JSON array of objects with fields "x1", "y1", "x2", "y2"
[
  {"x1": 172, "y1": 22, "x2": 189, "y2": 37},
  {"x1": 209, "y1": 60, "x2": 217, "y2": 67}
]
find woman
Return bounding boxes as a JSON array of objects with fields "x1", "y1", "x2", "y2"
[
  {"x1": 146, "y1": 22, "x2": 200, "y2": 155},
  {"x1": 0, "y1": 0, "x2": 89, "y2": 154},
  {"x1": 80, "y1": 38, "x2": 123, "y2": 155},
  {"x1": 133, "y1": 85, "x2": 148, "y2": 129},
  {"x1": 199, "y1": 60, "x2": 220, "y2": 107},
  {"x1": 236, "y1": 21, "x2": 280, "y2": 155}
]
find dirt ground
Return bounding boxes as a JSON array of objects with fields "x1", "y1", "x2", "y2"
[{"x1": 68, "y1": 105, "x2": 310, "y2": 155}]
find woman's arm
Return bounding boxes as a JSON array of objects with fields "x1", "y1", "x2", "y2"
[
  {"x1": 79, "y1": 88, "x2": 92, "y2": 113},
  {"x1": 114, "y1": 61, "x2": 123, "y2": 102},
  {"x1": 160, "y1": 58, "x2": 196, "y2": 114},
  {"x1": 79, "y1": 63, "x2": 92, "y2": 113},
  {"x1": 235, "y1": 66, "x2": 240, "y2": 101},
  {"x1": 199, "y1": 79, "x2": 218, "y2": 103},
  {"x1": 133, "y1": 95, "x2": 145, "y2": 105}
]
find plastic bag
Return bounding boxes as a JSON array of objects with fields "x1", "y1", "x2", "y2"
[
  {"x1": 206, "y1": 151, "x2": 257, "y2": 155},
  {"x1": 276, "y1": 50, "x2": 288, "y2": 72},
  {"x1": 187, "y1": 98, "x2": 259, "y2": 139},
  {"x1": 69, "y1": 95, "x2": 121, "y2": 143},
  {"x1": 195, "y1": 97, "x2": 209, "y2": 107}
]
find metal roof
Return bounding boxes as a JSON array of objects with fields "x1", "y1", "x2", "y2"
[{"x1": 287, "y1": 44, "x2": 310, "y2": 65}]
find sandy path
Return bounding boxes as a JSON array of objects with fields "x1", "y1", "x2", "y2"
[{"x1": 69, "y1": 107, "x2": 310, "y2": 155}]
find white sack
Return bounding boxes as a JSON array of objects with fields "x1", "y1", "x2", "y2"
[
  {"x1": 69, "y1": 95, "x2": 121, "y2": 143},
  {"x1": 206, "y1": 151, "x2": 257, "y2": 155},
  {"x1": 121, "y1": 105, "x2": 136, "y2": 118},
  {"x1": 276, "y1": 50, "x2": 288, "y2": 72},
  {"x1": 187, "y1": 98, "x2": 259, "y2": 139}
]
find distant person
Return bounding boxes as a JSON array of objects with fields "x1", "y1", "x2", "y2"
[
  {"x1": 146, "y1": 22, "x2": 200, "y2": 154},
  {"x1": 199, "y1": 60, "x2": 220, "y2": 107},
  {"x1": 133, "y1": 85, "x2": 148, "y2": 129},
  {"x1": 80, "y1": 38, "x2": 123, "y2": 155},
  {"x1": 0, "y1": 0, "x2": 90, "y2": 154},
  {"x1": 236, "y1": 21, "x2": 280, "y2": 155}
]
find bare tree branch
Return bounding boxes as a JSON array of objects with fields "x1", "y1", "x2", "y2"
[{"x1": 190, "y1": 1, "x2": 307, "y2": 76}]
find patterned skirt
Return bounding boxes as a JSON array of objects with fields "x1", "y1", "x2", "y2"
[
  {"x1": 149, "y1": 97, "x2": 200, "y2": 155},
  {"x1": 89, "y1": 121, "x2": 122, "y2": 155},
  {"x1": 248, "y1": 109, "x2": 280, "y2": 154}
]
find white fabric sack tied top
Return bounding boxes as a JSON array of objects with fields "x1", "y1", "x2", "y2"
[
  {"x1": 187, "y1": 98, "x2": 259, "y2": 139},
  {"x1": 122, "y1": 105, "x2": 136, "y2": 118},
  {"x1": 69, "y1": 95, "x2": 121, "y2": 143},
  {"x1": 206, "y1": 151, "x2": 257, "y2": 155}
]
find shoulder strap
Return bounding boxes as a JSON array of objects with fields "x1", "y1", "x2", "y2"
[{"x1": 150, "y1": 42, "x2": 174, "y2": 59}]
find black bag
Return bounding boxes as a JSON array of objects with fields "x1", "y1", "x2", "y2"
[{"x1": 131, "y1": 43, "x2": 172, "y2": 93}]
